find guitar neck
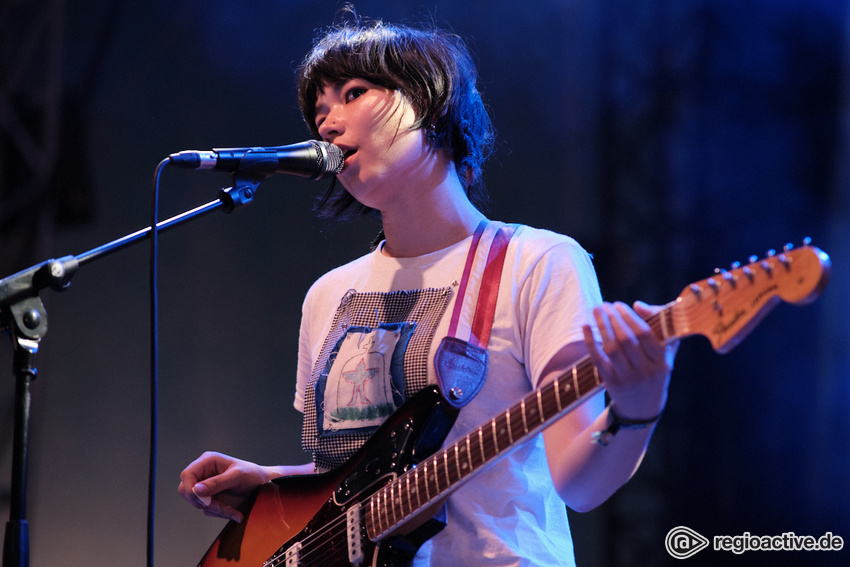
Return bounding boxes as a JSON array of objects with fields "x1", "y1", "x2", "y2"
[{"x1": 365, "y1": 306, "x2": 677, "y2": 540}]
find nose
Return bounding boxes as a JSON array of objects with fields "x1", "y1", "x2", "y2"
[{"x1": 318, "y1": 108, "x2": 343, "y2": 142}]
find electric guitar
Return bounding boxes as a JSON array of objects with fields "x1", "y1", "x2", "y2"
[{"x1": 196, "y1": 242, "x2": 831, "y2": 567}]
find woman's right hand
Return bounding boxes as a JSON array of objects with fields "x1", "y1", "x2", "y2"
[{"x1": 178, "y1": 451, "x2": 279, "y2": 523}]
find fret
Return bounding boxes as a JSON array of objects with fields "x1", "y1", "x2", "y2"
[
  {"x1": 396, "y1": 478, "x2": 406, "y2": 519},
  {"x1": 571, "y1": 365, "x2": 580, "y2": 399},
  {"x1": 525, "y1": 394, "x2": 541, "y2": 429},
  {"x1": 389, "y1": 484, "x2": 398, "y2": 527},
  {"x1": 554, "y1": 377, "x2": 563, "y2": 411},
  {"x1": 442, "y1": 451, "x2": 452, "y2": 487},
  {"x1": 657, "y1": 310, "x2": 668, "y2": 341},
  {"x1": 422, "y1": 461, "x2": 431, "y2": 502},
  {"x1": 536, "y1": 390, "x2": 545, "y2": 422},
  {"x1": 409, "y1": 468, "x2": 419, "y2": 511},
  {"x1": 490, "y1": 418, "x2": 499, "y2": 453},
  {"x1": 375, "y1": 492, "x2": 384, "y2": 537},
  {"x1": 505, "y1": 409, "x2": 514, "y2": 444},
  {"x1": 520, "y1": 400, "x2": 528, "y2": 434},
  {"x1": 478, "y1": 427, "x2": 487, "y2": 463},
  {"x1": 560, "y1": 376, "x2": 573, "y2": 403},
  {"x1": 509, "y1": 403, "x2": 524, "y2": 441},
  {"x1": 454, "y1": 444, "x2": 463, "y2": 481},
  {"x1": 494, "y1": 412, "x2": 511, "y2": 451},
  {"x1": 663, "y1": 307, "x2": 674, "y2": 341},
  {"x1": 428, "y1": 457, "x2": 440, "y2": 497},
  {"x1": 383, "y1": 486, "x2": 392, "y2": 532},
  {"x1": 378, "y1": 489, "x2": 388, "y2": 536},
  {"x1": 539, "y1": 383, "x2": 558, "y2": 422},
  {"x1": 367, "y1": 496, "x2": 377, "y2": 539},
  {"x1": 430, "y1": 455, "x2": 440, "y2": 495},
  {"x1": 406, "y1": 471, "x2": 416, "y2": 513},
  {"x1": 402, "y1": 474, "x2": 408, "y2": 516},
  {"x1": 370, "y1": 489, "x2": 379, "y2": 536},
  {"x1": 458, "y1": 437, "x2": 473, "y2": 476},
  {"x1": 469, "y1": 433, "x2": 482, "y2": 469}
]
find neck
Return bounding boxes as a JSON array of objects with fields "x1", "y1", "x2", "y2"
[{"x1": 379, "y1": 176, "x2": 486, "y2": 258}]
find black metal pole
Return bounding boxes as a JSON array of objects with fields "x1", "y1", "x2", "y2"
[{"x1": 2, "y1": 337, "x2": 38, "y2": 567}]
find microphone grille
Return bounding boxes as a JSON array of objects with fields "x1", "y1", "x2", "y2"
[{"x1": 312, "y1": 140, "x2": 344, "y2": 178}]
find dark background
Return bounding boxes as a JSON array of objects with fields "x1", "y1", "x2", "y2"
[{"x1": 2, "y1": 1, "x2": 848, "y2": 565}]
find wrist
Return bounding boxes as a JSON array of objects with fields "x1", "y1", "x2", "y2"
[{"x1": 592, "y1": 404, "x2": 663, "y2": 447}]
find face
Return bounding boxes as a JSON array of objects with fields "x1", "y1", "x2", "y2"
[{"x1": 314, "y1": 78, "x2": 433, "y2": 211}]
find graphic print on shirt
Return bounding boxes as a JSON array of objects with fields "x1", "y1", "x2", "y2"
[
  {"x1": 316, "y1": 323, "x2": 413, "y2": 436},
  {"x1": 303, "y1": 287, "x2": 452, "y2": 470}
]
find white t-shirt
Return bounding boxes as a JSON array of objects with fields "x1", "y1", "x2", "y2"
[{"x1": 294, "y1": 223, "x2": 603, "y2": 566}]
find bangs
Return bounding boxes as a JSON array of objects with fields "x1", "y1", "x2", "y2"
[{"x1": 298, "y1": 23, "x2": 444, "y2": 136}]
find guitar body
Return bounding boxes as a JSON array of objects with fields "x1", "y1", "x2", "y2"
[{"x1": 198, "y1": 386, "x2": 458, "y2": 567}]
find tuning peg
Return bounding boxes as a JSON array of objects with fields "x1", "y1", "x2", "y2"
[
  {"x1": 748, "y1": 255, "x2": 758, "y2": 264},
  {"x1": 742, "y1": 266, "x2": 755, "y2": 282},
  {"x1": 707, "y1": 277, "x2": 720, "y2": 294},
  {"x1": 783, "y1": 243, "x2": 794, "y2": 252},
  {"x1": 803, "y1": 236, "x2": 812, "y2": 246},
  {"x1": 767, "y1": 249, "x2": 776, "y2": 257},
  {"x1": 730, "y1": 261, "x2": 741, "y2": 269},
  {"x1": 714, "y1": 268, "x2": 736, "y2": 287}
]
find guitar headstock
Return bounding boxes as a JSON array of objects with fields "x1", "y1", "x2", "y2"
[{"x1": 670, "y1": 241, "x2": 830, "y2": 353}]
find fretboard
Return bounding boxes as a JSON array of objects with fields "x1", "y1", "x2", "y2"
[{"x1": 365, "y1": 306, "x2": 676, "y2": 540}]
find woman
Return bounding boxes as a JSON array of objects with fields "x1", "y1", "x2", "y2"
[{"x1": 179, "y1": 15, "x2": 677, "y2": 566}]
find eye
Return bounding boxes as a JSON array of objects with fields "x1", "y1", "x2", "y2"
[{"x1": 345, "y1": 86, "x2": 367, "y2": 103}]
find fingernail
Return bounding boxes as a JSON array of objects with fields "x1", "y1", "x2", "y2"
[{"x1": 193, "y1": 485, "x2": 212, "y2": 507}]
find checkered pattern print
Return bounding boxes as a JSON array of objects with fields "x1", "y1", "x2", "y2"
[{"x1": 302, "y1": 287, "x2": 452, "y2": 470}]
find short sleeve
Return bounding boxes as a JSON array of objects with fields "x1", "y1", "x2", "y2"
[{"x1": 513, "y1": 237, "x2": 603, "y2": 388}]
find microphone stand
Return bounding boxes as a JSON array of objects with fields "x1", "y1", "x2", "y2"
[{"x1": 0, "y1": 178, "x2": 260, "y2": 567}]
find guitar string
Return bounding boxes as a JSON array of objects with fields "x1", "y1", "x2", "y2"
[{"x1": 265, "y1": 512, "x2": 349, "y2": 566}]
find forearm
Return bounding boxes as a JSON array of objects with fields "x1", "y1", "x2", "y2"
[
  {"x1": 547, "y1": 405, "x2": 657, "y2": 513},
  {"x1": 263, "y1": 462, "x2": 317, "y2": 480}
]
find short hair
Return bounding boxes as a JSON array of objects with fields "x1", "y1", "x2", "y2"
[{"x1": 297, "y1": 16, "x2": 494, "y2": 220}]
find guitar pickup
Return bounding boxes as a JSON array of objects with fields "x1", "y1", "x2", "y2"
[
  {"x1": 347, "y1": 502, "x2": 364, "y2": 564},
  {"x1": 281, "y1": 541, "x2": 301, "y2": 567}
]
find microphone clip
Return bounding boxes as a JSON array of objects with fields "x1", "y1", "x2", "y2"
[{"x1": 219, "y1": 178, "x2": 260, "y2": 213}]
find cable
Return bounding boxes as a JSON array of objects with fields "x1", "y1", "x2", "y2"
[{"x1": 148, "y1": 159, "x2": 169, "y2": 567}]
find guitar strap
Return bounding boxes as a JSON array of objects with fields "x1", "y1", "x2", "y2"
[{"x1": 435, "y1": 220, "x2": 517, "y2": 409}]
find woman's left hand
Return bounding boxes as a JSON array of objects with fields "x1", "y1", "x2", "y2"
[{"x1": 582, "y1": 300, "x2": 679, "y2": 420}]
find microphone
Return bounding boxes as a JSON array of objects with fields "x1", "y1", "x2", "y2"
[{"x1": 168, "y1": 140, "x2": 344, "y2": 180}]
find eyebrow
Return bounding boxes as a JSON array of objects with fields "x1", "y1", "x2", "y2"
[{"x1": 313, "y1": 81, "x2": 346, "y2": 118}]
